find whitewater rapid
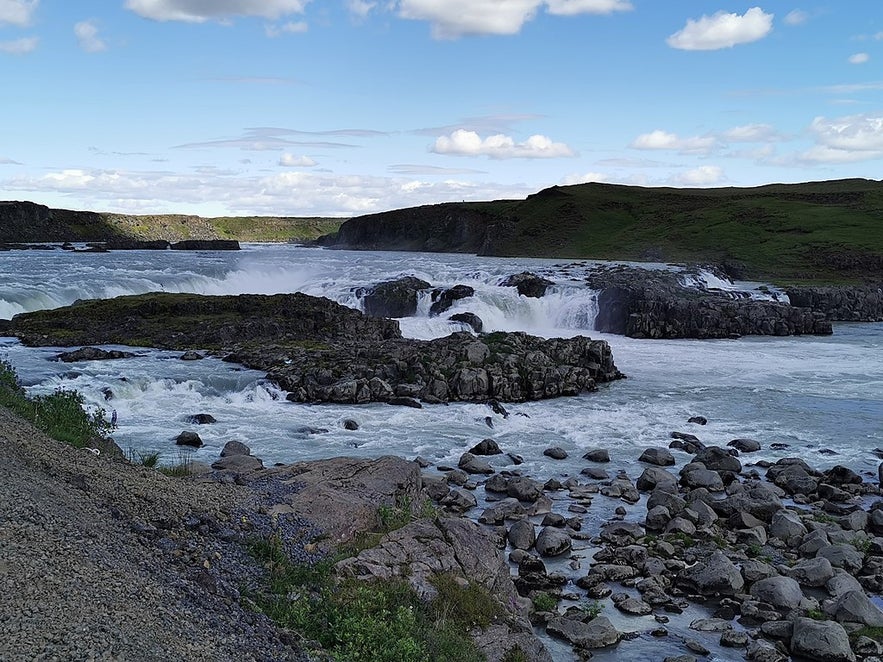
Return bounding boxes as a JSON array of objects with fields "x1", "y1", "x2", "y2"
[{"x1": 0, "y1": 244, "x2": 879, "y2": 481}]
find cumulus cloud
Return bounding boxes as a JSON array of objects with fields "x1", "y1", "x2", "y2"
[
  {"x1": 0, "y1": 36, "x2": 37, "y2": 54},
  {"x1": 279, "y1": 153, "x2": 316, "y2": 167},
  {"x1": 783, "y1": 9, "x2": 808, "y2": 26},
  {"x1": 810, "y1": 113, "x2": 883, "y2": 152},
  {"x1": 347, "y1": 0, "x2": 376, "y2": 18},
  {"x1": 666, "y1": 7, "x2": 773, "y2": 51},
  {"x1": 630, "y1": 129, "x2": 717, "y2": 154},
  {"x1": 848, "y1": 52, "x2": 870, "y2": 65},
  {"x1": 125, "y1": 0, "x2": 310, "y2": 23},
  {"x1": 432, "y1": 129, "x2": 575, "y2": 159},
  {"x1": 396, "y1": 0, "x2": 631, "y2": 39},
  {"x1": 673, "y1": 165, "x2": 724, "y2": 186},
  {"x1": 0, "y1": 0, "x2": 37, "y2": 27},
  {"x1": 74, "y1": 20, "x2": 107, "y2": 52}
]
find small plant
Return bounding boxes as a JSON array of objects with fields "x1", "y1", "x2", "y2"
[
  {"x1": 532, "y1": 592, "x2": 558, "y2": 612},
  {"x1": 806, "y1": 608, "x2": 828, "y2": 621},
  {"x1": 853, "y1": 626, "x2": 883, "y2": 643},
  {"x1": 851, "y1": 536, "x2": 871, "y2": 554},
  {"x1": 128, "y1": 450, "x2": 161, "y2": 468},
  {"x1": 158, "y1": 449, "x2": 194, "y2": 477},
  {"x1": 813, "y1": 512, "x2": 837, "y2": 524},
  {"x1": 501, "y1": 646, "x2": 529, "y2": 662},
  {"x1": 580, "y1": 600, "x2": 604, "y2": 619}
]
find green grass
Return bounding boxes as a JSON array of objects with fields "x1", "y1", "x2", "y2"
[
  {"x1": 853, "y1": 626, "x2": 883, "y2": 642},
  {"x1": 247, "y1": 531, "x2": 497, "y2": 662},
  {"x1": 335, "y1": 179, "x2": 883, "y2": 283},
  {"x1": 0, "y1": 359, "x2": 113, "y2": 448},
  {"x1": 531, "y1": 592, "x2": 558, "y2": 612}
]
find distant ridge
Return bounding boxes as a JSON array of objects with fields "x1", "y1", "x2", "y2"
[
  {"x1": 319, "y1": 179, "x2": 883, "y2": 283},
  {"x1": 0, "y1": 200, "x2": 342, "y2": 244}
]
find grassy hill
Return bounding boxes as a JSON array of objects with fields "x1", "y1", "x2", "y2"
[{"x1": 327, "y1": 179, "x2": 883, "y2": 283}]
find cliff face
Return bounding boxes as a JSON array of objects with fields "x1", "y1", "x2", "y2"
[
  {"x1": 0, "y1": 201, "x2": 110, "y2": 242},
  {"x1": 322, "y1": 203, "x2": 509, "y2": 254}
]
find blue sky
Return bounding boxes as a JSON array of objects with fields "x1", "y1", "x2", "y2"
[{"x1": 1, "y1": 1, "x2": 882, "y2": 217}]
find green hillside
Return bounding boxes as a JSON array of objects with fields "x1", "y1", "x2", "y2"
[{"x1": 329, "y1": 179, "x2": 883, "y2": 283}]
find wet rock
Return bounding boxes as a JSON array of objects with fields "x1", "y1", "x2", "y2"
[
  {"x1": 448, "y1": 312, "x2": 483, "y2": 333},
  {"x1": 750, "y1": 576, "x2": 803, "y2": 611},
  {"x1": 440, "y1": 488, "x2": 477, "y2": 513},
  {"x1": 826, "y1": 569, "x2": 864, "y2": 597},
  {"x1": 788, "y1": 557, "x2": 835, "y2": 587},
  {"x1": 680, "y1": 465, "x2": 724, "y2": 491},
  {"x1": 817, "y1": 543, "x2": 864, "y2": 574},
  {"x1": 720, "y1": 630, "x2": 749, "y2": 647},
  {"x1": 187, "y1": 413, "x2": 217, "y2": 425},
  {"x1": 179, "y1": 350, "x2": 204, "y2": 360},
  {"x1": 790, "y1": 617, "x2": 856, "y2": 662},
  {"x1": 826, "y1": 589, "x2": 883, "y2": 626},
  {"x1": 677, "y1": 551, "x2": 744, "y2": 596},
  {"x1": 500, "y1": 272, "x2": 554, "y2": 298},
  {"x1": 770, "y1": 509, "x2": 807, "y2": 543},
  {"x1": 361, "y1": 276, "x2": 431, "y2": 317},
  {"x1": 343, "y1": 418, "x2": 360, "y2": 430},
  {"x1": 728, "y1": 438, "x2": 761, "y2": 452},
  {"x1": 611, "y1": 593, "x2": 652, "y2": 616},
  {"x1": 470, "y1": 438, "x2": 503, "y2": 455},
  {"x1": 543, "y1": 447, "x2": 568, "y2": 460},
  {"x1": 688, "y1": 416, "x2": 707, "y2": 425},
  {"x1": 507, "y1": 477, "x2": 543, "y2": 503},
  {"x1": 545, "y1": 615, "x2": 622, "y2": 649},
  {"x1": 507, "y1": 520, "x2": 537, "y2": 551},
  {"x1": 582, "y1": 448, "x2": 610, "y2": 463},
  {"x1": 824, "y1": 465, "x2": 862, "y2": 485},
  {"x1": 458, "y1": 452, "x2": 494, "y2": 475},
  {"x1": 693, "y1": 446, "x2": 741, "y2": 473},
  {"x1": 429, "y1": 284, "x2": 475, "y2": 316},
  {"x1": 714, "y1": 481, "x2": 783, "y2": 522},
  {"x1": 646, "y1": 505, "x2": 672, "y2": 531},
  {"x1": 637, "y1": 467, "x2": 678, "y2": 492},
  {"x1": 478, "y1": 498, "x2": 525, "y2": 525},
  {"x1": 220, "y1": 440, "x2": 250, "y2": 457},
  {"x1": 388, "y1": 396, "x2": 422, "y2": 408},
  {"x1": 57, "y1": 347, "x2": 136, "y2": 362},
  {"x1": 640, "y1": 447, "x2": 675, "y2": 466},
  {"x1": 581, "y1": 467, "x2": 609, "y2": 480},
  {"x1": 689, "y1": 618, "x2": 733, "y2": 632},
  {"x1": 535, "y1": 528, "x2": 572, "y2": 557},
  {"x1": 175, "y1": 431, "x2": 202, "y2": 448}
]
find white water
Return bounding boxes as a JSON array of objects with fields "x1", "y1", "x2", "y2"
[{"x1": 0, "y1": 244, "x2": 879, "y2": 478}]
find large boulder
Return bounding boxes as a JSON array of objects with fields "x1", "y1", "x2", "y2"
[
  {"x1": 693, "y1": 446, "x2": 741, "y2": 473},
  {"x1": 677, "y1": 551, "x2": 744, "y2": 596},
  {"x1": 790, "y1": 617, "x2": 856, "y2": 662},
  {"x1": 749, "y1": 576, "x2": 803, "y2": 611},
  {"x1": 429, "y1": 285, "x2": 475, "y2": 316},
  {"x1": 360, "y1": 276, "x2": 431, "y2": 317},
  {"x1": 534, "y1": 527, "x2": 572, "y2": 557},
  {"x1": 500, "y1": 272, "x2": 554, "y2": 298},
  {"x1": 546, "y1": 615, "x2": 622, "y2": 649}
]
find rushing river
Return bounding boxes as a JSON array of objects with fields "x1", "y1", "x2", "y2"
[{"x1": 1, "y1": 243, "x2": 881, "y2": 661}]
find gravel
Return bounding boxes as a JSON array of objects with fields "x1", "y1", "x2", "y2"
[{"x1": 0, "y1": 407, "x2": 310, "y2": 661}]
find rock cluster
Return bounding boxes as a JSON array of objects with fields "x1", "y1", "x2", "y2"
[{"x1": 786, "y1": 285, "x2": 883, "y2": 322}]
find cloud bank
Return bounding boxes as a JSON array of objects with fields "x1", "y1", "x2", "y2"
[{"x1": 667, "y1": 7, "x2": 773, "y2": 51}]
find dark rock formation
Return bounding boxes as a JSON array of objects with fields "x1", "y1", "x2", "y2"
[
  {"x1": 449, "y1": 312, "x2": 483, "y2": 332},
  {"x1": 500, "y1": 272, "x2": 554, "y2": 298},
  {"x1": 56, "y1": 347, "x2": 136, "y2": 362},
  {"x1": 785, "y1": 284, "x2": 883, "y2": 322},
  {"x1": 170, "y1": 240, "x2": 240, "y2": 251},
  {"x1": 9, "y1": 292, "x2": 623, "y2": 405},
  {"x1": 429, "y1": 284, "x2": 475, "y2": 315},
  {"x1": 358, "y1": 276, "x2": 431, "y2": 317},
  {"x1": 588, "y1": 266, "x2": 833, "y2": 339}
]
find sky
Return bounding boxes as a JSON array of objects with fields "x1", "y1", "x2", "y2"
[{"x1": 1, "y1": 1, "x2": 882, "y2": 217}]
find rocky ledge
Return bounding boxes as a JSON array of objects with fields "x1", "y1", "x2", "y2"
[
  {"x1": 585, "y1": 266, "x2": 835, "y2": 339},
  {"x1": 5, "y1": 291, "x2": 622, "y2": 404}
]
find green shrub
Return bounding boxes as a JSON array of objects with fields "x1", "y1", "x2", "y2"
[
  {"x1": 531, "y1": 592, "x2": 558, "y2": 612},
  {"x1": 0, "y1": 359, "x2": 112, "y2": 448}
]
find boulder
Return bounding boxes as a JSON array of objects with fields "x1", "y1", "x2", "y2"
[
  {"x1": 770, "y1": 509, "x2": 807, "y2": 543},
  {"x1": 220, "y1": 440, "x2": 250, "y2": 457},
  {"x1": 361, "y1": 276, "x2": 431, "y2": 317},
  {"x1": 175, "y1": 431, "x2": 202, "y2": 448},
  {"x1": 500, "y1": 272, "x2": 554, "y2": 298},
  {"x1": 677, "y1": 551, "x2": 744, "y2": 596},
  {"x1": 458, "y1": 452, "x2": 494, "y2": 475},
  {"x1": 790, "y1": 617, "x2": 856, "y2": 662},
  {"x1": 429, "y1": 284, "x2": 475, "y2": 316},
  {"x1": 582, "y1": 448, "x2": 610, "y2": 463},
  {"x1": 639, "y1": 447, "x2": 675, "y2": 466},
  {"x1": 693, "y1": 446, "x2": 741, "y2": 473},
  {"x1": 470, "y1": 438, "x2": 503, "y2": 455},
  {"x1": 187, "y1": 413, "x2": 217, "y2": 425},
  {"x1": 728, "y1": 438, "x2": 761, "y2": 453},
  {"x1": 449, "y1": 312, "x2": 483, "y2": 333},
  {"x1": 179, "y1": 350, "x2": 204, "y2": 360},
  {"x1": 817, "y1": 544, "x2": 865, "y2": 574},
  {"x1": 545, "y1": 615, "x2": 622, "y2": 649},
  {"x1": 342, "y1": 418, "x2": 360, "y2": 430},
  {"x1": 680, "y1": 466, "x2": 724, "y2": 491},
  {"x1": 637, "y1": 467, "x2": 678, "y2": 493},
  {"x1": 749, "y1": 576, "x2": 803, "y2": 611},
  {"x1": 826, "y1": 590, "x2": 883, "y2": 626},
  {"x1": 507, "y1": 477, "x2": 543, "y2": 503},
  {"x1": 787, "y1": 557, "x2": 834, "y2": 587},
  {"x1": 56, "y1": 346, "x2": 135, "y2": 362},
  {"x1": 535, "y1": 527, "x2": 572, "y2": 557},
  {"x1": 211, "y1": 454, "x2": 263, "y2": 473},
  {"x1": 543, "y1": 447, "x2": 568, "y2": 460},
  {"x1": 507, "y1": 520, "x2": 537, "y2": 551}
]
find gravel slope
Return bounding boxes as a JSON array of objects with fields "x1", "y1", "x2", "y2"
[{"x1": 0, "y1": 408, "x2": 307, "y2": 662}]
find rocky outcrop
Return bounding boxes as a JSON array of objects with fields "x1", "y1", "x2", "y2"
[
  {"x1": 786, "y1": 284, "x2": 883, "y2": 322},
  {"x1": 588, "y1": 266, "x2": 833, "y2": 339},
  {"x1": 170, "y1": 240, "x2": 240, "y2": 251},
  {"x1": 358, "y1": 276, "x2": 431, "y2": 317},
  {"x1": 500, "y1": 272, "x2": 554, "y2": 298}
]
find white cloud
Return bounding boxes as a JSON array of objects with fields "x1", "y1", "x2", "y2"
[
  {"x1": 544, "y1": 0, "x2": 632, "y2": 17},
  {"x1": 4, "y1": 167, "x2": 534, "y2": 216},
  {"x1": 396, "y1": 0, "x2": 631, "y2": 39},
  {"x1": 125, "y1": 0, "x2": 310, "y2": 23},
  {"x1": 797, "y1": 145, "x2": 883, "y2": 164},
  {"x1": 74, "y1": 20, "x2": 107, "y2": 53},
  {"x1": 721, "y1": 123, "x2": 779, "y2": 142},
  {"x1": 630, "y1": 129, "x2": 717, "y2": 154},
  {"x1": 673, "y1": 165, "x2": 724, "y2": 186},
  {"x1": 783, "y1": 9, "x2": 808, "y2": 26},
  {"x1": 279, "y1": 153, "x2": 317, "y2": 167},
  {"x1": 432, "y1": 129, "x2": 575, "y2": 159},
  {"x1": 347, "y1": 0, "x2": 376, "y2": 18},
  {"x1": 666, "y1": 7, "x2": 773, "y2": 51},
  {"x1": 561, "y1": 171, "x2": 609, "y2": 185},
  {"x1": 810, "y1": 113, "x2": 883, "y2": 152},
  {"x1": 848, "y1": 52, "x2": 870, "y2": 65},
  {"x1": 0, "y1": 0, "x2": 37, "y2": 27},
  {"x1": 265, "y1": 20, "x2": 308, "y2": 36},
  {"x1": 0, "y1": 36, "x2": 37, "y2": 54}
]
